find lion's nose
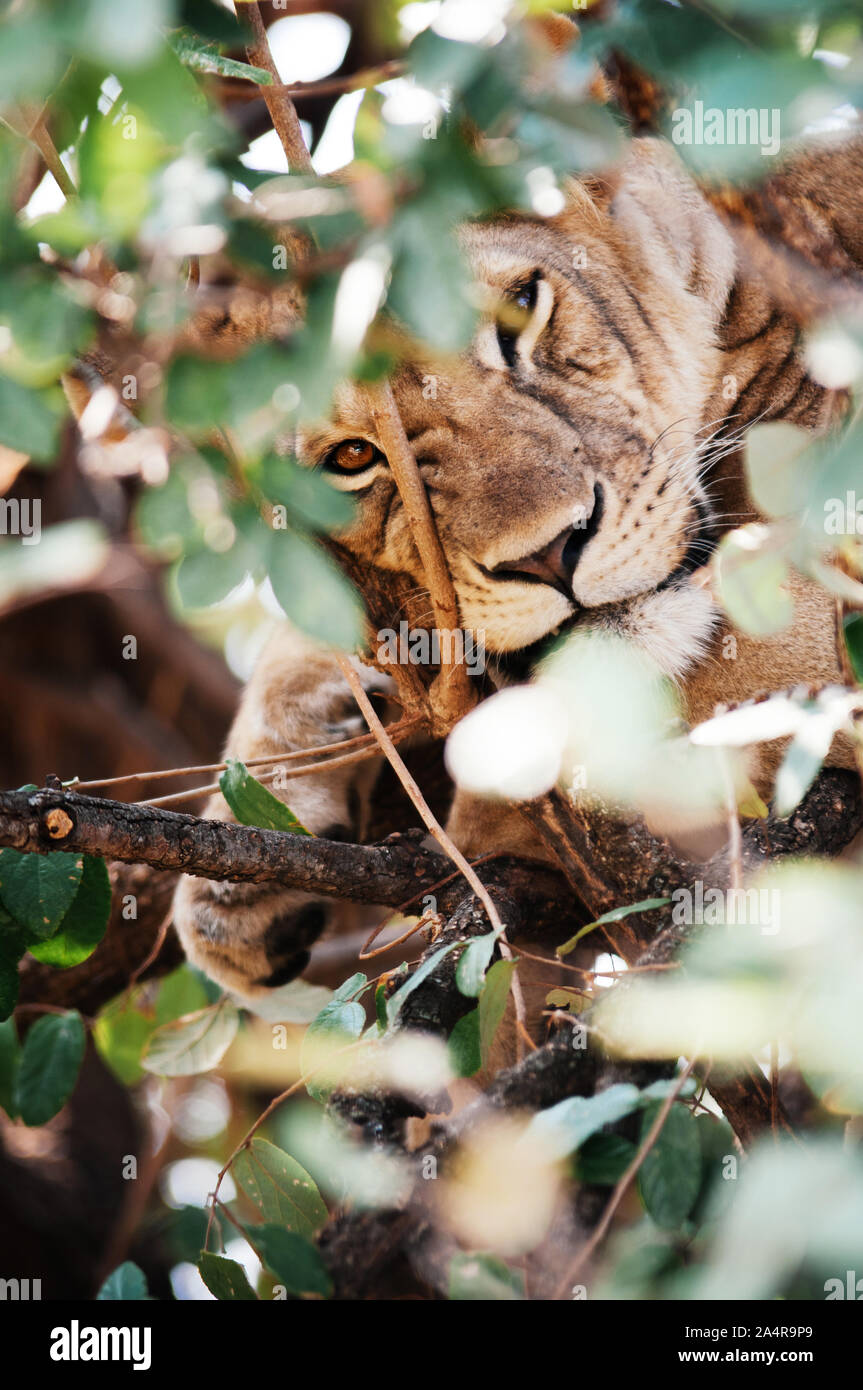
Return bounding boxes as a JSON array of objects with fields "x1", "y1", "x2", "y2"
[{"x1": 494, "y1": 484, "x2": 603, "y2": 596}]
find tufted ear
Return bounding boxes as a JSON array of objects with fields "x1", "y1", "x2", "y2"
[{"x1": 610, "y1": 137, "x2": 736, "y2": 325}]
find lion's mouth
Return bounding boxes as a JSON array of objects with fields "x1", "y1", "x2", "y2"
[{"x1": 490, "y1": 504, "x2": 719, "y2": 683}]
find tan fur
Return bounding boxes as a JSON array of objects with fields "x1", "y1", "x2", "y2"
[{"x1": 171, "y1": 135, "x2": 863, "y2": 1016}]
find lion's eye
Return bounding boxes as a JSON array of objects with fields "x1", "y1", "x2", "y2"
[
  {"x1": 496, "y1": 271, "x2": 541, "y2": 368},
  {"x1": 322, "y1": 439, "x2": 384, "y2": 476}
]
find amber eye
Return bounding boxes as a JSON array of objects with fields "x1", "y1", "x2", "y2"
[{"x1": 322, "y1": 439, "x2": 384, "y2": 476}]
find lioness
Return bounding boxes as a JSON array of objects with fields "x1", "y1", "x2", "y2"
[{"x1": 172, "y1": 134, "x2": 863, "y2": 1009}]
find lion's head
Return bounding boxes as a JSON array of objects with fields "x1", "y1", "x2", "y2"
[{"x1": 301, "y1": 140, "x2": 738, "y2": 679}]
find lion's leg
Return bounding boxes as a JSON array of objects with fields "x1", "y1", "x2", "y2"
[{"x1": 172, "y1": 627, "x2": 390, "y2": 1005}]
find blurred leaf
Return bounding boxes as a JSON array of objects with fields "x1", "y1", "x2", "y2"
[
  {"x1": 448, "y1": 1007, "x2": 481, "y2": 1077},
  {"x1": 388, "y1": 203, "x2": 476, "y2": 350},
  {"x1": 175, "y1": 541, "x2": 251, "y2": 609},
  {"x1": 142, "y1": 1000, "x2": 239, "y2": 1076},
  {"x1": 528, "y1": 1082, "x2": 642, "y2": 1160},
  {"x1": 448, "y1": 1252, "x2": 524, "y2": 1301},
  {"x1": 0, "y1": 274, "x2": 93, "y2": 382},
  {"x1": 233, "y1": 1138, "x2": 327, "y2": 1237},
  {"x1": 169, "y1": 29, "x2": 271, "y2": 84},
  {"x1": 0, "y1": 1016, "x2": 20, "y2": 1118},
  {"x1": 0, "y1": 14, "x2": 63, "y2": 103},
  {"x1": 252, "y1": 1224, "x2": 332, "y2": 1299},
  {"x1": 575, "y1": 1132, "x2": 636, "y2": 1187},
  {"x1": 258, "y1": 455, "x2": 354, "y2": 533},
  {"x1": 27, "y1": 855, "x2": 110, "y2": 968},
  {"x1": 301, "y1": 994, "x2": 365, "y2": 1103},
  {"x1": 774, "y1": 711, "x2": 838, "y2": 816},
  {"x1": 479, "y1": 958, "x2": 515, "y2": 1065},
  {"x1": 0, "y1": 373, "x2": 63, "y2": 459},
  {"x1": 219, "y1": 758, "x2": 311, "y2": 835},
  {"x1": 714, "y1": 525, "x2": 794, "y2": 636},
  {"x1": 198, "y1": 1252, "x2": 258, "y2": 1300},
  {"x1": 97, "y1": 1262, "x2": 150, "y2": 1301},
  {"x1": 0, "y1": 849, "x2": 83, "y2": 939},
  {"x1": 94, "y1": 998, "x2": 155, "y2": 1086},
  {"x1": 746, "y1": 421, "x2": 813, "y2": 519},
  {"x1": 267, "y1": 529, "x2": 365, "y2": 651},
  {"x1": 0, "y1": 522, "x2": 110, "y2": 607},
  {"x1": 156, "y1": 964, "x2": 211, "y2": 1025},
  {"x1": 14, "y1": 1009, "x2": 86, "y2": 1126},
  {"x1": 637, "y1": 1100, "x2": 702, "y2": 1229}
]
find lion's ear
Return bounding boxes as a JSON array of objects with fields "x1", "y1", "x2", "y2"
[{"x1": 610, "y1": 137, "x2": 736, "y2": 324}]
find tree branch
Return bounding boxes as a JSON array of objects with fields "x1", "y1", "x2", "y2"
[
  {"x1": 0, "y1": 784, "x2": 579, "y2": 929},
  {"x1": 244, "y1": 1, "x2": 314, "y2": 173}
]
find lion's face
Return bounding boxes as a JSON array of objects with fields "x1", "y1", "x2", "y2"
[{"x1": 301, "y1": 142, "x2": 737, "y2": 676}]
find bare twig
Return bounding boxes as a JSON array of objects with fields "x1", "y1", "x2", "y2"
[
  {"x1": 337, "y1": 655, "x2": 529, "y2": 1057},
  {"x1": 245, "y1": 1, "x2": 314, "y2": 173},
  {"x1": 553, "y1": 1057, "x2": 698, "y2": 1299},
  {"x1": 366, "y1": 381, "x2": 478, "y2": 733},
  {"x1": 221, "y1": 59, "x2": 405, "y2": 101}
]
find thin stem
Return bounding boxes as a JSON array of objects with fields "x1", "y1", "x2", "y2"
[
  {"x1": 337, "y1": 654, "x2": 529, "y2": 1059},
  {"x1": 366, "y1": 381, "x2": 477, "y2": 732},
  {"x1": 553, "y1": 1058, "x2": 697, "y2": 1298},
  {"x1": 245, "y1": 2, "x2": 314, "y2": 173},
  {"x1": 74, "y1": 721, "x2": 417, "y2": 791}
]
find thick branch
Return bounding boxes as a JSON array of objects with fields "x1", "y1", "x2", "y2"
[{"x1": 0, "y1": 785, "x2": 579, "y2": 931}]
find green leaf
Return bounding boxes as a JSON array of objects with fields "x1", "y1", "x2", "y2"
[
  {"x1": 455, "y1": 933, "x2": 495, "y2": 997},
  {"x1": 259, "y1": 454, "x2": 355, "y2": 533},
  {"x1": 93, "y1": 998, "x2": 155, "y2": 1086},
  {"x1": 715, "y1": 526, "x2": 794, "y2": 637},
  {"x1": 0, "y1": 924, "x2": 26, "y2": 1021},
  {"x1": 478, "y1": 958, "x2": 515, "y2": 1065},
  {"x1": 385, "y1": 942, "x2": 461, "y2": 1026},
  {"x1": 0, "y1": 849, "x2": 83, "y2": 939},
  {"x1": 745, "y1": 421, "x2": 813, "y2": 519},
  {"x1": 219, "y1": 759, "x2": 311, "y2": 835},
  {"x1": 96, "y1": 1262, "x2": 150, "y2": 1301},
  {"x1": 252, "y1": 1224, "x2": 332, "y2": 1298},
  {"x1": 233, "y1": 1138, "x2": 328, "y2": 1237},
  {"x1": 301, "y1": 996, "x2": 366, "y2": 1103},
  {"x1": 844, "y1": 613, "x2": 863, "y2": 685},
  {"x1": 175, "y1": 543, "x2": 251, "y2": 609},
  {"x1": 156, "y1": 964, "x2": 212, "y2": 1026},
  {"x1": 27, "y1": 856, "x2": 111, "y2": 968},
  {"x1": 168, "y1": 29, "x2": 272, "y2": 83},
  {"x1": 528, "y1": 1083, "x2": 643, "y2": 1160},
  {"x1": 198, "y1": 1252, "x2": 258, "y2": 1301},
  {"x1": 637, "y1": 1101, "x2": 703, "y2": 1230},
  {"x1": 0, "y1": 1017, "x2": 20, "y2": 1119},
  {"x1": 449, "y1": 1252, "x2": 524, "y2": 1301},
  {"x1": 448, "y1": 1007, "x2": 481, "y2": 1077},
  {"x1": 0, "y1": 372, "x2": 63, "y2": 459},
  {"x1": 575, "y1": 1132, "x2": 636, "y2": 1186},
  {"x1": 267, "y1": 529, "x2": 365, "y2": 651},
  {"x1": 557, "y1": 897, "x2": 671, "y2": 957},
  {"x1": 142, "y1": 1001, "x2": 239, "y2": 1077},
  {"x1": 14, "y1": 1010, "x2": 86, "y2": 1126},
  {"x1": 0, "y1": 273, "x2": 93, "y2": 380}
]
